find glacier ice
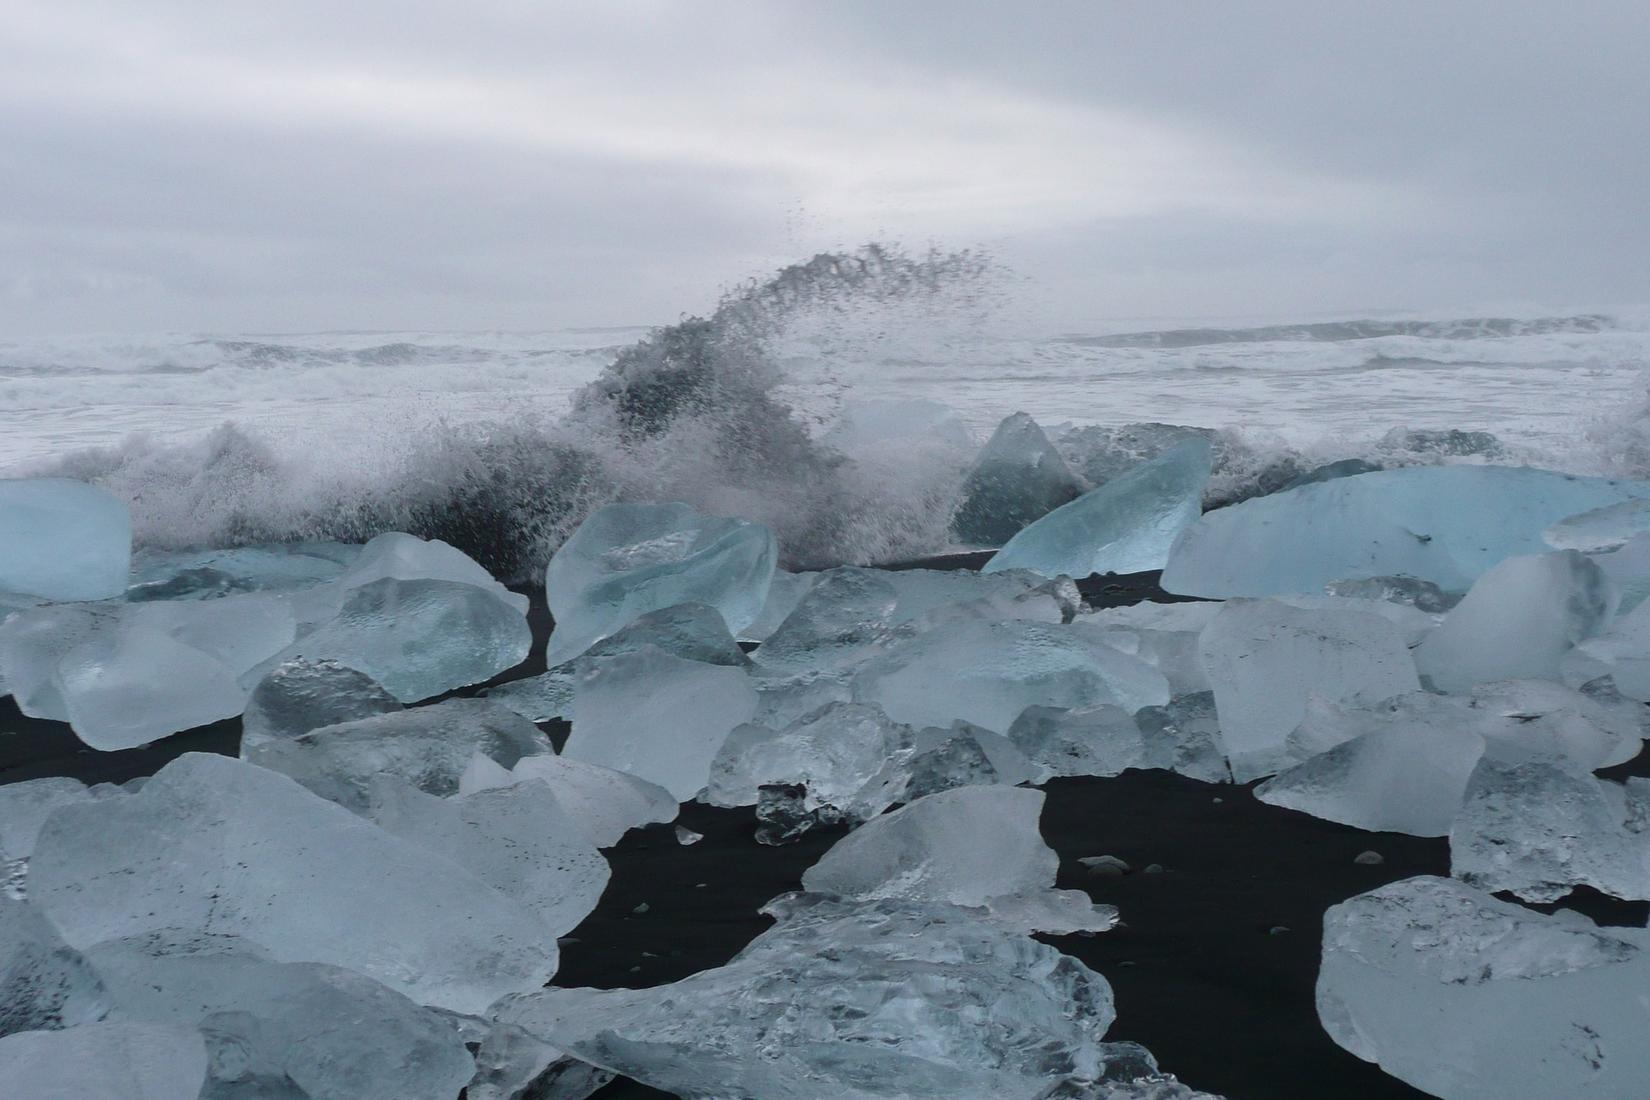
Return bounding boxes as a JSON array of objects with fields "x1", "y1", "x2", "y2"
[
  {"x1": 1545, "y1": 497, "x2": 1650, "y2": 552},
  {"x1": 801, "y1": 786, "x2": 1115, "y2": 934},
  {"x1": 565, "y1": 647, "x2": 758, "y2": 800},
  {"x1": 0, "y1": 477, "x2": 131, "y2": 602},
  {"x1": 984, "y1": 438, "x2": 1212, "y2": 579},
  {"x1": 0, "y1": 894, "x2": 109, "y2": 1036},
  {"x1": 333, "y1": 530, "x2": 527, "y2": 613},
  {"x1": 85, "y1": 931, "x2": 475, "y2": 1100},
  {"x1": 952, "y1": 412, "x2": 1085, "y2": 546},
  {"x1": 261, "y1": 577, "x2": 532, "y2": 703},
  {"x1": 245, "y1": 698, "x2": 551, "y2": 815},
  {"x1": 1162, "y1": 464, "x2": 1650, "y2": 598},
  {"x1": 1056, "y1": 421, "x2": 1219, "y2": 488},
  {"x1": 1198, "y1": 599, "x2": 1419, "y2": 781},
  {"x1": 490, "y1": 893, "x2": 1118, "y2": 1100},
  {"x1": 1450, "y1": 755, "x2": 1650, "y2": 902},
  {"x1": 740, "y1": 569, "x2": 818, "y2": 642},
  {"x1": 0, "y1": 603, "x2": 127, "y2": 720},
  {"x1": 0, "y1": 1020, "x2": 208, "y2": 1100},
  {"x1": 1415, "y1": 550, "x2": 1616, "y2": 692},
  {"x1": 544, "y1": 501, "x2": 776, "y2": 665},
  {"x1": 1, "y1": 778, "x2": 108, "y2": 898},
  {"x1": 364, "y1": 776, "x2": 609, "y2": 937},
  {"x1": 1317, "y1": 875, "x2": 1650, "y2": 1099},
  {"x1": 750, "y1": 567, "x2": 903, "y2": 676},
  {"x1": 481, "y1": 666, "x2": 578, "y2": 723},
  {"x1": 1083, "y1": 601, "x2": 1220, "y2": 696},
  {"x1": 1271, "y1": 593, "x2": 1441, "y2": 648},
  {"x1": 127, "y1": 541, "x2": 355, "y2": 602},
  {"x1": 1132, "y1": 692, "x2": 1233, "y2": 783},
  {"x1": 1008, "y1": 703, "x2": 1149, "y2": 780},
  {"x1": 28, "y1": 752, "x2": 559, "y2": 1013},
  {"x1": 705, "y1": 701, "x2": 917, "y2": 815},
  {"x1": 460, "y1": 753, "x2": 678, "y2": 847},
  {"x1": 240, "y1": 656, "x2": 404, "y2": 749},
  {"x1": 1322, "y1": 574, "x2": 1462, "y2": 613},
  {"x1": 853, "y1": 619, "x2": 1170, "y2": 733},
  {"x1": 1569, "y1": 596, "x2": 1650, "y2": 702}
]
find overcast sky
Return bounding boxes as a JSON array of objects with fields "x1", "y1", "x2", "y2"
[{"x1": 3, "y1": 1, "x2": 1646, "y2": 335}]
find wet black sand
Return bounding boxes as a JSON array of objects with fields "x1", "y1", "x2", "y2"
[{"x1": 3, "y1": 567, "x2": 1645, "y2": 1100}]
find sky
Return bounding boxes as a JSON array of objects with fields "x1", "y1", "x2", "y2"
[{"x1": 2, "y1": 1, "x2": 1647, "y2": 335}]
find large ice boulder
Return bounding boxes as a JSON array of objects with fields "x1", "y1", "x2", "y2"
[
  {"x1": 86, "y1": 932, "x2": 475, "y2": 1100},
  {"x1": 565, "y1": 647, "x2": 758, "y2": 800},
  {"x1": 802, "y1": 787, "x2": 1114, "y2": 934},
  {"x1": 245, "y1": 698, "x2": 551, "y2": 814},
  {"x1": 854, "y1": 619, "x2": 1170, "y2": 733},
  {"x1": 1162, "y1": 465, "x2": 1650, "y2": 598},
  {"x1": 952, "y1": 412, "x2": 1086, "y2": 546},
  {"x1": 490, "y1": 893, "x2": 1118, "y2": 1100},
  {"x1": 984, "y1": 439, "x2": 1212, "y2": 579},
  {"x1": 0, "y1": 1021, "x2": 208, "y2": 1100},
  {"x1": 1415, "y1": 551, "x2": 1616, "y2": 692},
  {"x1": 28, "y1": 753, "x2": 558, "y2": 1013},
  {"x1": 0, "y1": 894, "x2": 109, "y2": 1036},
  {"x1": 1317, "y1": 876, "x2": 1650, "y2": 1099},
  {"x1": 545, "y1": 502, "x2": 776, "y2": 666},
  {"x1": 1198, "y1": 600, "x2": 1419, "y2": 781},
  {"x1": 0, "y1": 478, "x2": 131, "y2": 602}
]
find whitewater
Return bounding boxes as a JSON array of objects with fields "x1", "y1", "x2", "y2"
[{"x1": 4, "y1": 247, "x2": 1648, "y2": 578}]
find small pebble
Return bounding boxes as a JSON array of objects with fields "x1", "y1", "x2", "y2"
[
  {"x1": 632, "y1": 902, "x2": 650, "y2": 914},
  {"x1": 1354, "y1": 850, "x2": 1385, "y2": 866},
  {"x1": 1143, "y1": 863, "x2": 1165, "y2": 874},
  {"x1": 675, "y1": 825, "x2": 704, "y2": 846},
  {"x1": 1078, "y1": 855, "x2": 1130, "y2": 877},
  {"x1": 1212, "y1": 797, "x2": 1224, "y2": 804},
  {"x1": 629, "y1": 965, "x2": 642, "y2": 973},
  {"x1": 1269, "y1": 925, "x2": 1291, "y2": 936},
  {"x1": 694, "y1": 882, "x2": 708, "y2": 888}
]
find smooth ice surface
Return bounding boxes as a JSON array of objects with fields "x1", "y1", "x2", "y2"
[
  {"x1": 1450, "y1": 756, "x2": 1650, "y2": 902},
  {"x1": 0, "y1": 895, "x2": 109, "y2": 1036},
  {"x1": 492, "y1": 893, "x2": 1117, "y2": 1100},
  {"x1": 1008, "y1": 704, "x2": 1148, "y2": 781},
  {"x1": 262, "y1": 577, "x2": 531, "y2": 702},
  {"x1": 545, "y1": 502, "x2": 776, "y2": 665},
  {"x1": 57, "y1": 625, "x2": 251, "y2": 750},
  {"x1": 1416, "y1": 551, "x2": 1616, "y2": 692},
  {"x1": 1163, "y1": 465, "x2": 1650, "y2": 598},
  {"x1": 953, "y1": 412, "x2": 1085, "y2": 546},
  {"x1": 1256, "y1": 717, "x2": 1486, "y2": 836},
  {"x1": 240, "y1": 657, "x2": 404, "y2": 749},
  {"x1": 460, "y1": 753, "x2": 678, "y2": 847},
  {"x1": 985, "y1": 439, "x2": 1212, "y2": 579},
  {"x1": 0, "y1": 1021, "x2": 208, "y2": 1100},
  {"x1": 246, "y1": 698, "x2": 550, "y2": 814},
  {"x1": 366, "y1": 776, "x2": 609, "y2": 937},
  {"x1": 1317, "y1": 876, "x2": 1650, "y2": 1099},
  {"x1": 87, "y1": 932, "x2": 475, "y2": 1100},
  {"x1": 0, "y1": 603, "x2": 120, "y2": 720},
  {"x1": 802, "y1": 787, "x2": 1115, "y2": 933},
  {"x1": 0, "y1": 478, "x2": 131, "y2": 601},
  {"x1": 854, "y1": 619, "x2": 1170, "y2": 733},
  {"x1": 1198, "y1": 600, "x2": 1420, "y2": 781},
  {"x1": 566, "y1": 647, "x2": 758, "y2": 800},
  {"x1": 29, "y1": 753, "x2": 558, "y2": 1013},
  {"x1": 335, "y1": 531, "x2": 527, "y2": 613},
  {"x1": 1545, "y1": 498, "x2": 1650, "y2": 552}
]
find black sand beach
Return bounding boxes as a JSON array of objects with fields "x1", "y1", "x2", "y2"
[{"x1": 4, "y1": 567, "x2": 1645, "y2": 1100}]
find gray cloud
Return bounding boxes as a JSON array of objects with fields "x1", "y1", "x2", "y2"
[{"x1": 2, "y1": 1, "x2": 1645, "y2": 334}]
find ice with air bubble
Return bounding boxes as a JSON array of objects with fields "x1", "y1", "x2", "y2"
[
  {"x1": 1317, "y1": 876, "x2": 1650, "y2": 1099},
  {"x1": 26, "y1": 753, "x2": 558, "y2": 1014},
  {"x1": 0, "y1": 894, "x2": 109, "y2": 1036},
  {"x1": 985, "y1": 438, "x2": 1212, "y2": 579},
  {"x1": 0, "y1": 477, "x2": 131, "y2": 602},
  {"x1": 706, "y1": 701, "x2": 917, "y2": 815},
  {"x1": 952, "y1": 412, "x2": 1086, "y2": 547},
  {"x1": 802, "y1": 786, "x2": 1114, "y2": 934},
  {"x1": 544, "y1": 501, "x2": 776, "y2": 665}
]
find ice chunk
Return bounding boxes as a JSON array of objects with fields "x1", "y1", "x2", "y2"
[
  {"x1": 262, "y1": 577, "x2": 531, "y2": 702},
  {"x1": 953, "y1": 412, "x2": 1086, "y2": 546},
  {"x1": 1133, "y1": 692, "x2": 1233, "y2": 783},
  {"x1": 86, "y1": 932, "x2": 474, "y2": 1100},
  {"x1": 1323, "y1": 574, "x2": 1462, "y2": 613},
  {"x1": 1545, "y1": 497, "x2": 1650, "y2": 552},
  {"x1": 1272, "y1": 593, "x2": 1440, "y2": 648},
  {"x1": 0, "y1": 603, "x2": 122, "y2": 720},
  {"x1": 461, "y1": 754, "x2": 677, "y2": 847},
  {"x1": 1008, "y1": 704, "x2": 1148, "y2": 781},
  {"x1": 1055, "y1": 422, "x2": 1219, "y2": 488},
  {"x1": 246, "y1": 698, "x2": 550, "y2": 814},
  {"x1": 336, "y1": 530, "x2": 527, "y2": 613},
  {"x1": 1198, "y1": 600, "x2": 1420, "y2": 781},
  {"x1": 1163, "y1": 465, "x2": 1650, "y2": 598},
  {"x1": 908, "y1": 720, "x2": 1036, "y2": 792},
  {"x1": 0, "y1": 477, "x2": 131, "y2": 601},
  {"x1": 29, "y1": 753, "x2": 558, "y2": 1013},
  {"x1": 579, "y1": 600, "x2": 748, "y2": 666},
  {"x1": 883, "y1": 567, "x2": 1067, "y2": 624},
  {"x1": 56, "y1": 625, "x2": 250, "y2": 750},
  {"x1": 751, "y1": 567, "x2": 902, "y2": 675},
  {"x1": 1415, "y1": 551, "x2": 1616, "y2": 692},
  {"x1": 126, "y1": 541, "x2": 355, "y2": 602},
  {"x1": 565, "y1": 647, "x2": 758, "y2": 800},
  {"x1": 1317, "y1": 875, "x2": 1650, "y2": 1099},
  {"x1": 1255, "y1": 715, "x2": 1486, "y2": 835},
  {"x1": 740, "y1": 569, "x2": 818, "y2": 642},
  {"x1": 491, "y1": 893, "x2": 1117, "y2": 1100},
  {"x1": 241, "y1": 657, "x2": 404, "y2": 749},
  {"x1": 1, "y1": 779, "x2": 107, "y2": 898},
  {"x1": 1469, "y1": 678, "x2": 1644, "y2": 769},
  {"x1": 545, "y1": 502, "x2": 776, "y2": 665},
  {"x1": 706, "y1": 702, "x2": 916, "y2": 814},
  {"x1": 854, "y1": 619, "x2": 1170, "y2": 733},
  {"x1": 802, "y1": 786, "x2": 1114, "y2": 934},
  {"x1": 0, "y1": 895, "x2": 109, "y2": 1036},
  {"x1": 1450, "y1": 755, "x2": 1650, "y2": 902},
  {"x1": 0, "y1": 1021, "x2": 208, "y2": 1100},
  {"x1": 1570, "y1": 596, "x2": 1650, "y2": 702},
  {"x1": 1594, "y1": 532, "x2": 1650, "y2": 612},
  {"x1": 985, "y1": 439, "x2": 1212, "y2": 579}
]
